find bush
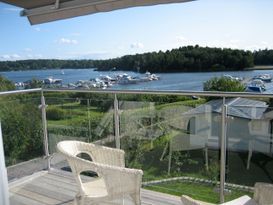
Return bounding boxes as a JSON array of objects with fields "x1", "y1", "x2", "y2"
[
  {"x1": 47, "y1": 107, "x2": 66, "y2": 120},
  {"x1": 203, "y1": 77, "x2": 245, "y2": 92},
  {"x1": 1, "y1": 102, "x2": 43, "y2": 165}
]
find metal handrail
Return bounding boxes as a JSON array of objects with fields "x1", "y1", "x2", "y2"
[
  {"x1": 42, "y1": 88, "x2": 273, "y2": 98},
  {"x1": 0, "y1": 87, "x2": 272, "y2": 98},
  {"x1": 0, "y1": 88, "x2": 41, "y2": 96}
]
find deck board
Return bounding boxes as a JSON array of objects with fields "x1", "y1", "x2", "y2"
[{"x1": 9, "y1": 169, "x2": 181, "y2": 205}]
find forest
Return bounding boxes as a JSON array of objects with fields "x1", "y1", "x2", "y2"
[{"x1": 1, "y1": 45, "x2": 273, "y2": 72}]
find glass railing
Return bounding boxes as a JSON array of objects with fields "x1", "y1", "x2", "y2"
[{"x1": 2, "y1": 88, "x2": 273, "y2": 204}]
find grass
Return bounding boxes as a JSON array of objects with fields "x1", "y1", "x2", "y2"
[
  {"x1": 47, "y1": 101, "x2": 106, "y2": 127},
  {"x1": 144, "y1": 181, "x2": 252, "y2": 204}
]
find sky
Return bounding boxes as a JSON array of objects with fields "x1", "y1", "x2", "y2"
[{"x1": 0, "y1": 0, "x2": 273, "y2": 61}]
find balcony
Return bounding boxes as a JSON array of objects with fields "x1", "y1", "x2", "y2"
[{"x1": 1, "y1": 88, "x2": 273, "y2": 205}]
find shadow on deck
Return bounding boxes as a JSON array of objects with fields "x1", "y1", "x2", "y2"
[{"x1": 9, "y1": 169, "x2": 181, "y2": 205}]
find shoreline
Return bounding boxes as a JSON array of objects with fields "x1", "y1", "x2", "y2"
[{"x1": 245, "y1": 65, "x2": 273, "y2": 71}]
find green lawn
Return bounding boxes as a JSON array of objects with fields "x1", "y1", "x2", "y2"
[{"x1": 145, "y1": 181, "x2": 252, "y2": 204}]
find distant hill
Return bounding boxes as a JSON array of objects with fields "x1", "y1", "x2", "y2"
[{"x1": 1, "y1": 45, "x2": 273, "y2": 72}]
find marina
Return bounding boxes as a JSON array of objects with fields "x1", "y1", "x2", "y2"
[{"x1": 3, "y1": 68, "x2": 273, "y2": 93}]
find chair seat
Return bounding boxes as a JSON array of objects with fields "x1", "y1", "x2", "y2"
[{"x1": 82, "y1": 177, "x2": 108, "y2": 199}]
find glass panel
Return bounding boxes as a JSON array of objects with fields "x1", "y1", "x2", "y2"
[
  {"x1": 119, "y1": 94, "x2": 222, "y2": 204},
  {"x1": 225, "y1": 97, "x2": 273, "y2": 200},
  {"x1": 47, "y1": 92, "x2": 115, "y2": 170},
  {"x1": 0, "y1": 92, "x2": 43, "y2": 180}
]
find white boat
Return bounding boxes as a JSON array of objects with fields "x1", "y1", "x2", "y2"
[
  {"x1": 246, "y1": 79, "x2": 266, "y2": 92},
  {"x1": 253, "y1": 74, "x2": 272, "y2": 82},
  {"x1": 145, "y1": 71, "x2": 160, "y2": 80},
  {"x1": 117, "y1": 74, "x2": 139, "y2": 84},
  {"x1": 223, "y1": 74, "x2": 243, "y2": 81},
  {"x1": 99, "y1": 75, "x2": 116, "y2": 84},
  {"x1": 43, "y1": 77, "x2": 62, "y2": 84}
]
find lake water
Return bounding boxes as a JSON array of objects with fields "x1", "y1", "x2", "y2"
[{"x1": 1, "y1": 68, "x2": 273, "y2": 92}]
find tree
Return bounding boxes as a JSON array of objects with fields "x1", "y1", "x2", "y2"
[
  {"x1": 0, "y1": 76, "x2": 43, "y2": 165},
  {"x1": 203, "y1": 77, "x2": 245, "y2": 92},
  {"x1": 0, "y1": 75, "x2": 15, "y2": 91},
  {"x1": 1, "y1": 102, "x2": 43, "y2": 165}
]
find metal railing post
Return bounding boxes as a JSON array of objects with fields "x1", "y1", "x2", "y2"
[
  {"x1": 40, "y1": 91, "x2": 50, "y2": 170},
  {"x1": 220, "y1": 97, "x2": 227, "y2": 203},
  {"x1": 114, "y1": 94, "x2": 120, "y2": 149},
  {"x1": 87, "y1": 99, "x2": 92, "y2": 142}
]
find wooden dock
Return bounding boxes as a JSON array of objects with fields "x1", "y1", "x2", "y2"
[{"x1": 9, "y1": 169, "x2": 181, "y2": 205}]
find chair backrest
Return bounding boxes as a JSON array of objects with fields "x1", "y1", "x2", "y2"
[
  {"x1": 254, "y1": 182, "x2": 273, "y2": 205},
  {"x1": 57, "y1": 140, "x2": 125, "y2": 166}
]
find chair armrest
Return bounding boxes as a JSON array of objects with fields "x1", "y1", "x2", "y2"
[
  {"x1": 100, "y1": 163, "x2": 143, "y2": 198},
  {"x1": 254, "y1": 182, "x2": 273, "y2": 205},
  {"x1": 68, "y1": 156, "x2": 142, "y2": 198}
]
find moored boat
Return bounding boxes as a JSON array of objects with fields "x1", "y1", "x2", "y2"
[
  {"x1": 253, "y1": 74, "x2": 272, "y2": 82},
  {"x1": 43, "y1": 77, "x2": 62, "y2": 84},
  {"x1": 246, "y1": 79, "x2": 266, "y2": 92}
]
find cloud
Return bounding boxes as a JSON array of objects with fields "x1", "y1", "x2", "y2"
[
  {"x1": 0, "y1": 54, "x2": 21, "y2": 60},
  {"x1": 12, "y1": 54, "x2": 20, "y2": 58},
  {"x1": 26, "y1": 54, "x2": 43, "y2": 59},
  {"x1": 117, "y1": 45, "x2": 124, "y2": 50},
  {"x1": 245, "y1": 43, "x2": 273, "y2": 51},
  {"x1": 35, "y1": 54, "x2": 43, "y2": 58},
  {"x1": 229, "y1": 39, "x2": 240, "y2": 44},
  {"x1": 59, "y1": 38, "x2": 78, "y2": 45},
  {"x1": 34, "y1": 27, "x2": 41, "y2": 32},
  {"x1": 130, "y1": 42, "x2": 144, "y2": 49},
  {"x1": 24, "y1": 48, "x2": 32, "y2": 52},
  {"x1": 64, "y1": 51, "x2": 112, "y2": 59},
  {"x1": 3, "y1": 7, "x2": 21, "y2": 12},
  {"x1": 70, "y1": 33, "x2": 81, "y2": 36},
  {"x1": 176, "y1": 35, "x2": 187, "y2": 42},
  {"x1": 1, "y1": 55, "x2": 11, "y2": 60}
]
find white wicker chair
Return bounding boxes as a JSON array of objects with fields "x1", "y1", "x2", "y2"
[
  {"x1": 181, "y1": 182, "x2": 273, "y2": 205},
  {"x1": 57, "y1": 140, "x2": 143, "y2": 205}
]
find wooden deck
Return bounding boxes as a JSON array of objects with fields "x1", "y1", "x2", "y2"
[{"x1": 9, "y1": 169, "x2": 181, "y2": 205}]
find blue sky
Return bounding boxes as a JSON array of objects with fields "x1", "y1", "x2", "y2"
[{"x1": 0, "y1": 0, "x2": 273, "y2": 60}]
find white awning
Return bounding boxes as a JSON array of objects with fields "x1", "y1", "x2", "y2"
[{"x1": 1, "y1": 0, "x2": 195, "y2": 25}]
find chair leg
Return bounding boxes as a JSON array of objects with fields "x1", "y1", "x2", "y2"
[
  {"x1": 131, "y1": 193, "x2": 141, "y2": 205},
  {"x1": 74, "y1": 194, "x2": 81, "y2": 205},
  {"x1": 74, "y1": 194, "x2": 85, "y2": 205},
  {"x1": 80, "y1": 197, "x2": 85, "y2": 205}
]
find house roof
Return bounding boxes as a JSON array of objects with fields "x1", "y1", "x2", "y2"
[
  {"x1": 184, "y1": 97, "x2": 268, "y2": 120},
  {"x1": 1, "y1": 0, "x2": 195, "y2": 25}
]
